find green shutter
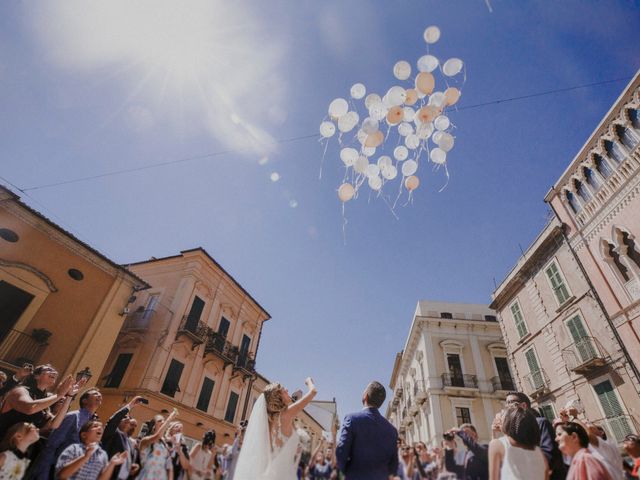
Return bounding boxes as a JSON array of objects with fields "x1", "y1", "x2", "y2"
[
  {"x1": 566, "y1": 315, "x2": 596, "y2": 363},
  {"x1": 525, "y1": 349, "x2": 543, "y2": 389},
  {"x1": 594, "y1": 380, "x2": 631, "y2": 441},
  {"x1": 546, "y1": 263, "x2": 570, "y2": 304},
  {"x1": 510, "y1": 301, "x2": 528, "y2": 338}
]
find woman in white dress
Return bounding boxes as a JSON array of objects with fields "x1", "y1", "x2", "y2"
[
  {"x1": 488, "y1": 406, "x2": 549, "y2": 480},
  {"x1": 234, "y1": 377, "x2": 317, "y2": 480},
  {"x1": 189, "y1": 430, "x2": 216, "y2": 480}
]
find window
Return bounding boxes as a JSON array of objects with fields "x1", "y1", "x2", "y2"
[
  {"x1": 594, "y1": 155, "x2": 612, "y2": 179},
  {"x1": 225, "y1": 391, "x2": 239, "y2": 423},
  {"x1": 584, "y1": 167, "x2": 601, "y2": 191},
  {"x1": 218, "y1": 317, "x2": 231, "y2": 337},
  {"x1": 105, "y1": 353, "x2": 133, "y2": 388},
  {"x1": 575, "y1": 180, "x2": 591, "y2": 203},
  {"x1": 238, "y1": 335, "x2": 251, "y2": 368},
  {"x1": 509, "y1": 300, "x2": 528, "y2": 338},
  {"x1": 0, "y1": 228, "x2": 19, "y2": 242},
  {"x1": 616, "y1": 124, "x2": 639, "y2": 151},
  {"x1": 620, "y1": 230, "x2": 640, "y2": 270},
  {"x1": 594, "y1": 379, "x2": 632, "y2": 442},
  {"x1": 455, "y1": 407, "x2": 471, "y2": 426},
  {"x1": 604, "y1": 139, "x2": 624, "y2": 163},
  {"x1": 67, "y1": 269, "x2": 84, "y2": 281},
  {"x1": 0, "y1": 281, "x2": 35, "y2": 342},
  {"x1": 494, "y1": 357, "x2": 514, "y2": 390},
  {"x1": 143, "y1": 294, "x2": 160, "y2": 319},
  {"x1": 184, "y1": 296, "x2": 205, "y2": 332},
  {"x1": 484, "y1": 315, "x2": 497, "y2": 322},
  {"x1": 630, "y1": 109, "x2": 640, "y2": 130},
  {"x1": 524, "y1": 348, "x2": 544, "y2": 390},
  {"x1": 545, "y1": 261, "x2": 571, "y2": 305},
  {"x1": 196, "y1": 377, "x2": 215, "y2": 412},
  {"x1": 566, "y1": 314, "x2": 597, "y2": 363},
  {"x1": 602, "y1": 239, "x2": 630, "y2": 282},
  {"x1": 440, "y1": 312, "x2": 453, "y2": 319},
  {"x1": 161, "y1": 359, "x2": 184, "y2": 397},
  {"x1": 566, "y1": 191, "x2": 580, "y2": 214},
  {"x1": 447, "y1": 354, "x2": 464, "y2": 386},
  {"x1": 539, "y1": 404, "x2": 555, "y2": 424}
]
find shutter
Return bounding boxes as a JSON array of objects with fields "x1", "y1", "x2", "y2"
[
  {"x1": 160, "y1": 359, "x2": 184, "y2": 397},
  {"x1": 218, "y1": 317, "x2": 230, "y2": 337},
  {"x1": 196, "y1": 377, "x2": 215, "y2": 412},
  {"x1": 525, "y1": 349, "x2": 543, "y2": 389},
  {"x1": 225, "y1": 392, "x2": 239, "y2": 423},
  {"x1": 185, "y1": 296, "x2": 205, "y2": 331},
  {"x1": 511, "y1": 302, "x2": 528, "y2": 338},
  {"x1": 546, "y1": 263, "x2": 570, "y2": 304},
  {"x1": 105, "y1": 353, "x2": 133, "y2": 388},
  {"x1": 567, "y1": 316, "x2": 596, "y2": 363},
  {"x1": 594, "y1": 380, "x2": 631, "y2": 441}
]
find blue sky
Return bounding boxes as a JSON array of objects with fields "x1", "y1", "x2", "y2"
[{"x1": 1, "y1": 1, "x2": 639, "y2": 418}]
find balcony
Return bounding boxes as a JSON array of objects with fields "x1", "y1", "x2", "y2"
[
  {"x1": 562, "y1": 337, "x2": 608, "y2": 374},
  {"x1": 122, "y1": 308, "x2": 155, "y2": 330},
  {"x1": 442, "y1": 373, "x2": 478, "y2": 389},
  {"x1": 491, "y1": 376, "x2": 516, "y2": 392},
  {"x1": 413, "y1": 380, "x2": 428, "y2": 403},
  {"x1": 175, "y1": 315, "x2": 208, "y2": 346},
  {"x1": 593, "y1": 414, "x2": 638, "y2": 443},
  {"x1": 523, "y1": 369, "x2": 549, "y2": 399},
  {"x1": 204, "y1": 331, "x2": 238, "y2": 366},
  {"x1": 0, "y1": 329, "x2": 49, "y2": 368},
  {"x1": 234, "y1": 352, "x2": 256, "y2": 376}
]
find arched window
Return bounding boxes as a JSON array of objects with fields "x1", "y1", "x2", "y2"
[
  {"x1": 604, "y1": 139, "x2": 625, "y2": 163},
  {"x1": 583, "y1": 167, "x2": 601, "y2": 191},
  {"x1": 566, "y1": 191, "x2": 580, "y2": 213},
  {"x1": 621, "y1": 231, "x2": 640, "y2": 270},
  {"x1": 594, "y1": 154, "x2": 612, "y2": 179},
  {"x1": 602, "y1": 239, "x2": 630, "y2": 282},
  {"x1": 574, "y1": 179, "x2": 591, "y2": 203},
  {"x1": 615, "y1": 124, "x2": 639, "y2": 151},
  {"x1": 629, "y1": 109, "x2": 640, "y2": 130}
]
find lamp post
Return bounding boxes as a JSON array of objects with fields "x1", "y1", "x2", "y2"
[{"x1": 76, "y1": 367, "x2": 93, "y2": 383}]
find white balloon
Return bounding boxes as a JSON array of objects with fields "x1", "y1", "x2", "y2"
[
  {"x1": 382, "y1": 94, "x2": 393, "y2": 109},
  {"x1": 398, "y1": 122, "x2": 414, "y2": 137},
  {"x1": 393, "y1": 61, "x2": 412, "y2": 81},
  {"x1": 434, "y1": 115, "x2": 450, "y2": 131},
  {"x1": 423, "y1": 26, "x2": 441, "y2": 44},
  {"x1": 402, "y1": 159, "x2": 418, "y2": 176},
  {"x1": 365, "y1": 93, "x2": 381, "y2": 109},
  {"x1": 377, "y1": 155, "x2": 392, "y2": 169},
  {"x1": 328, "y1": 98, "x2": 348, "y2": 118},
  {"x1": 432, "y1": 130, "x2": 444, "y2": 144},
  {"x1": 442, "y1": 58, "x2": 464, "y2": 77},
  {"x1": 405, "y1": 134, "x2": 420, "y2": 150},
  {"x1": 350, "y1": 83, "x2": 366, "y2": 99},
  {"x1": 357, "y1": 129, "x2": 368, "y2": 145},
  {"x1": 381, "y1": 164, "x2": 398, "y2": 180},
  {"x1": 416, "y1": 122, "x2": 434, "y2": 139},
  {"x1": 417, "y1": 55, "x2": 439, "y2": 73},
  {"x1": 368, "y1": 175, "x2": 383, "y2": 191},
  {"x1": 340, "y1": 147, "x2": 359, "y2": 166},
  {"x1": 438, "y1": 132, "x2": 455, "y2": 152},
  {"x1": 362, "y1": 117, "x2": 379, "y2": 135},
  {"x1": 428, "y1": 91, "x2": 445, "y2": 108},
  {"x1": 338, "y1": 111, "x2": 359, "y2": 132},
  {"x1": 430, "y1": 148, "x2": 447, "y2": 164},
  {"x1": 320, "y1": 121, "x2": 335, "y2": 138},
  {"x1": 394, "y1": 146, "x2": 409, "y2": 161},
  {"x1": 354, "y1": 155, "x2": 369, "y2": 174},
  {"x1": 386, "y1": 86, "x2": 407, "y2": 106},
  {"x1": 362, "y1": 146, "x2": 376, "y2": 157},
  {"x1": 369, "y1": 102, "x2": 387, "y2": 121},
  {"x1": 366, "y1": 164, "x2": 380, "y2": 178},
  {"x1": 403, "y1": 107, "x2": 415, "y2": 122}
]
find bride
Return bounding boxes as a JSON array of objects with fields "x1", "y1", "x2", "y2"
[{"x1": 234, "y1": 377, "x2": 317, "y2": 480}]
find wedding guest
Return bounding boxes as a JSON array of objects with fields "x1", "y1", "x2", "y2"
[
  {"x1": 413, "y1": 442, "x2": 438, "y2": 480},
  {"x1": 623, "y1": 434, "x2": 640, "y2": 479},
  {"x1": 226, "y1": 422, "x2": 246, "y2": 480},
  {"x1": 443, "y1": 423, "x2": 489, "y2": 480},
  {"x1": 309, "y1": 439, "x2": 334, "y2": 479},
  {"x1": 488, "y1": 406, "x2": 547, "y2": 480},
  {"x1": 165, "y1": 422, "x2": 190, "y2": 480},
  {"x1": 0, "y1": 365, "x2": 33, "y2": 399},
  {"x1": 0, "y1": 422, "x2": 39, "y2": 479},
  {"x1": 189, "y1": 430, "x2": 216, "y2": 480},
  {"x1": 136, "y1": 409, "x2": 178, "y2": 480},
  {"x1": 555, "y1": 422, "x2": 611, "y2": 480},
  {"x1": 396, "y1": 444, "x2": 415, "y2": 480}
]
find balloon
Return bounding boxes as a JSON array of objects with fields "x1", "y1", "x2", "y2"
[
  {"x1": 417, "y1": 105, "x2": 439, "y2": 123},
  {"x1": 377, "y1": 155, "x2": 392, "y2": 169},
  {"x1": 402, "y1": 159, "x2": 418, "y2": 176},
  {"x1": 368, "y1": 175, "x2": 383, "y2": 191},
  {"x1": 405, "y1": 89, "x2": 418, "y2": 106},
  {"x1": 444, "y1": 87, "x2": 461, "y2": 106},
  {"x1": 362, "y1": 146, "x2": 376, "y2": 157},
  {"x1": 365, "y1": 93, "x2": 381, "y2": 109},
  {"x1": 417, "y1": 55, "x2": 439, "y2": 73},
  {"x1": 340, "y1": 147, "x2": 359, "y2": 166},
  {"x1": 386, "y1": 106, "x2": 404, "y2": 125},
  {"x1": 430, "y1": 148, "x2": 447, "y2": 164},
  {"x1": 365, "y1": 131, "x2": 384, "y2": 148},
  {"x1": 382, "y1": 94, "x2": 394, "y2": 109},
  {"x1": 386, "y1": 86, "x2": 407, "y2": 106},
  {"x1": 369, "y1": 102, "x2": 387, "y2": 121},
  {"x1": 320, "y1": 121, "x2": 335, "y2": 138},
  {"x1": 350, "y1": 83, "x2": 366, "y2": 99},
  {"x1": 394, "y1": 145, "x2": 409, "y2": 161},
  {"x1": 416, "y1": 122, "x2": 433, "y2": 139},
  {"x1": 381, "y1": 164, "x2": 398, "y2": 180},
  {"x1": 432, "y1": 130, "x2": 444, "y2": 144},
  {"x1": 354, "y1": 155, "x2": 369, "y2": 174},
  {"x1": 423, "y1": 26, "x2": 441, "y2": 44},
  {"x1": 415, "y1": 72, "x2": 435, "y2": 95},
  {"x1": 403, "y1": 107, "x2": 416, "y2": 123},
  {"x1": 357, "y1": 129, "x2": 368, "y2": 145},
  {"x1": 405, "y1": 175, "x2": 420, "y2": 191},
  {"x1": 442, "y1": 58, "x2": 464, "y2": 77},
  {"x1": 405, "y1": 134, "x2": 420, "y2": 150},
  {"x1": 328, "y1": 98, "x2": 348, "y2": 118},
  {"x1": 398, "y1": 122, "x2": 414, "y2": 137},
  {"x1": 366, "y1": 164, "x2": 380, "y2": 178},
  {"x1": 438, "y1": 132, "x2": 455, "y2": 151},
  {"x1": 338, "y1": 111, "x2": 359, "y2": 133},
  {"x1": 429, "y1": 91, "x2": 445, "y2": 108},
  {"x1": 362, "y1": 117, "x2": 379, "y2": 134},
  {"x1": 434, "y1": 115, "x2": 450, "y2": 131},
  {"x1": 393, "y1": 61, "x2": 411, "y2": 81},
  {"x1": 338, "y1": 183, "x2": 355, "y2": 202}
]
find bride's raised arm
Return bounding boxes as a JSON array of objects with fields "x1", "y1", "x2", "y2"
[{"x1": 285, "y1": 377, "x2": 317, "y2": 419}]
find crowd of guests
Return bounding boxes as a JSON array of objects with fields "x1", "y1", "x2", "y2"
[{"x1": 0, "y1": 363, "x2": 246, "y2": 479}]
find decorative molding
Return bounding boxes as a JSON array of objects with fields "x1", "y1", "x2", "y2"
[{"x1": 0, "y1": 258, "x2": 57, "y2": 292}]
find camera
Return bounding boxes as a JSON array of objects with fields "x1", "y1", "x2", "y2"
[
  {"x1": 139, "y1": 398, "x2": 149, "y2": 405},
  {"x1": 239, "y1": 420, "x2": 248, "y2": 429},
  {"x1": 443, "y1": 432, "x2": 455, "y2": 441}
]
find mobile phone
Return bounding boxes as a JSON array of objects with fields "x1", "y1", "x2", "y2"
[
  {"x1": 23, "y1": 363, "x2": 33, "y2": 370},
  {"x1": 139, "y1": 398, "x2": 149, "y2": 405}
]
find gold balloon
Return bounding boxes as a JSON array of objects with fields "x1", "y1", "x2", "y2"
[
  {"x1": 405, "y1": 175, "x2": 420, "y2": 191},
  {"x1": 444, "y1": 87, "x2": 461, "y2": 106},
  {"x1": 405, "y1": 89, "x2": 418, "y2": 106},
  {"x1": 417, "y1": 105, "x2": 439, "y2": 123},
  {"x1": 338, "y1": 183, "x2": 355, "y2": 202},
  {"x1": 386, "y1": 106, "x2": 404, "y2": 125},
  {"x1": 365, "y1": 131, "x2": 384, "y2": 148},
  {"x1": 415, "y1": 72, "x2": 435, "y2": 95}
]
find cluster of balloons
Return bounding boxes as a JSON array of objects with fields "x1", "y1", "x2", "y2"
[{"x1": 319, "y1": 26, "x2": 463, "y2": 204}]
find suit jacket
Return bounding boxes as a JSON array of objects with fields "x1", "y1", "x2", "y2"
[
  {"x1": 336, "y1": 407, "x2": 398, "y2": 480},
  {"x1": 537, "y1": 416, "x2": 567, "y2": 480},
  {"x1": 101, "y1": 406, "x2": 131, "y2": 479},
  {"x1": 444, "y1": 430, "x2": 488, "y2": 480}
]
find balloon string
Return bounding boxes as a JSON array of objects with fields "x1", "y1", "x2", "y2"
[
  {"x1": 342, "y1": 203, "x2": 348, "y2": 246},
  {"x1": 485, "y1": 0, "x2": 494, "y2": 13},
  {"x1": 392, "y1": 175, "x2": 404, "y2": 210},
  {"x1": 438, "y1": 163, "x2": 451, "y2": 192},
  {"x1": 381, "y1": 194, "x2": 400, "y2": 220},
  {"x1": 319, "y1": 138, "x2": 329, "y2": 180}
]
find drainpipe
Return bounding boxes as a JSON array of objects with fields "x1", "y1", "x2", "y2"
[{"x1": 545, "y1": 190, "x2": 640, "y2": 392}]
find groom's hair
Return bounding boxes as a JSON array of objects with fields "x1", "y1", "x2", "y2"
[{"x1": 364, "y1": 381, "x2": 386, "y2": 408}]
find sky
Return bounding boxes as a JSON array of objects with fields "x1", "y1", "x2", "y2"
[{"x1": 1, "y1": 1, "x2": 639, "y2": 419}]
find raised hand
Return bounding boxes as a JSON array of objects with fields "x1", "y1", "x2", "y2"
[
  {"x1": 69, "y1": 377, "x2": 88, "y2": 397},
  {"x1": 305, "y1": 377, "x2": 316, "y2": 391},
  {"x1": 109, "y1": 451, "x2": 128, "y2": 465},
  {"x1": 85, "y1": 442, "x2": 99, "y2": 458},
  {"x1": 126, "y1": 395, "x2": 146, "y2": 410},
  {"x1": 55, "y1": 375, "x2": 75, "y2": 397}
]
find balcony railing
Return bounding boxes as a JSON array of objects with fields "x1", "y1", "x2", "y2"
[
  {"x1": 413, "y1": 380, "x2": 427, "y2": 402},
  {"x1": 562, "y1": 337, "x2": 608, "y2": 374},
  {"x1": 593, "y1": 414, "x2": 638, "y2": 443},
  {"x1": 491, "y1": 376, "x2": 516, "y2": 392},
  {"x1": 204, "y1": 331, "x2": 238, "y2": 365},
  {"x1": 176, "y1": 315, "x2": 208, "y2": 345},
  {"x1": 523, "y1": 369, "x2": 549, "y2": 398},
  {"x1": 235, "y1": 352, "x2": 256, "y2": 376},
  {"x1": 122, "y1": 309, "x2": 156, "y2": 330},
  {"x1": 442, "y1": 373, "x2": 478, "y2": 389},
  {"x1": 0, "y1": 329, "x2": 48, "y2": 368}
]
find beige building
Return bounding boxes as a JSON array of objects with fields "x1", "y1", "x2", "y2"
[
  {"x1": 386, "y1": 301, "x2": 512, "y2": 446},
  {"x1": 0, "y1": 186, "x2": 147, "y2": 384},
  {"x1": 97, "y1": 248, "x2": 270, "y2": 443},
  {"x1": 491, "y1": 217, "x2": 640, "y2": 443}
]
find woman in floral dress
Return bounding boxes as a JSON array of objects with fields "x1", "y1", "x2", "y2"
[{"x1": 137, "y1": 409, "x2": 179, "y2": 480}]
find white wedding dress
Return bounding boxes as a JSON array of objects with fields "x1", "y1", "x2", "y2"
[{"x1": 233, "y1": 394, "x2": 300, "y2": 480}]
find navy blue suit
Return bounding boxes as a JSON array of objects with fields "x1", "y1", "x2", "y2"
[{"x1": 336, "y1": 407, "x2": 398, "y2": 480}]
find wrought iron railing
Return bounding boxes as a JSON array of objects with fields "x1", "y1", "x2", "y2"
[
  {"x1": 204, "y1": 330, "x2": 238, "y2": 364},
  {"x1": 442, "y1": 373, "x2": 478, "y2": 389},
  {"x1": 523, "y1": 369, "x2": 549, "y2": 396},
  {"x1": 593, "y1": 414, "x2": 638, "y2": 443},
  {"x1": 176, "y1": 315, "x2": 208, "y2": 344},
  {"x1": 235, "y1": 352, "x2": 256, "y2": 375},
  {"x1": 562, "y1": 337, "x2": 608, "y2": 373},
  {"x1": 491, "y1": 376, "x2": 516, "y2": 392},
  {"x1": 0, "y1": 329, "x2": 48, "y2": 367}
]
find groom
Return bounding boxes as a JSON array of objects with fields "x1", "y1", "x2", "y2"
[{"x1": 336, "y1": 381, "x2": 399, "y2": 480}]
